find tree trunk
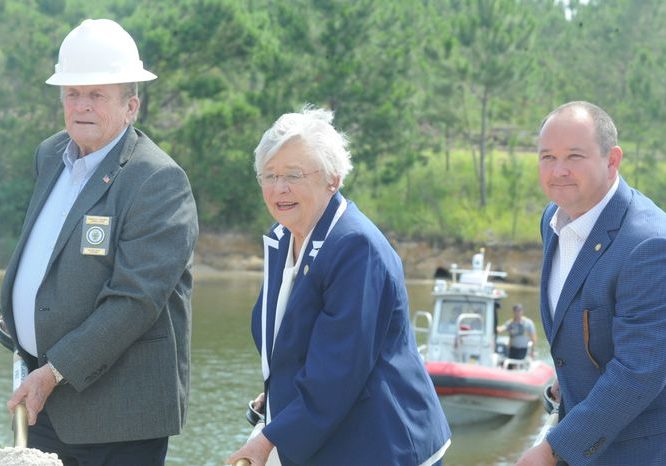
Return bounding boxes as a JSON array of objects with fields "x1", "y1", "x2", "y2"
[
  {"x1": 479, "y1": 87, "x2": 489, "y2": 207},
  {"x1": 445, "y1": 124, "x2": 451, "y2": 172}
]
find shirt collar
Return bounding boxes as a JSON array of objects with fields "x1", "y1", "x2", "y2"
[
  {"x1": 550, "y1": 176, "x2": 620, "y2": 238},
  {"x1": 62, "y1": 126, "x2": 129, "y2": 173}
]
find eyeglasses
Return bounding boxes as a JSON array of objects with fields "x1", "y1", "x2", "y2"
[{"x1": 256, "y1": 170, "x2": 320, "y2": 186}]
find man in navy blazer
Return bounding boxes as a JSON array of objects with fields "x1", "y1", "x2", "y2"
[{"x1": 517, "y1": 101, "x2": 666, "y2": 466}]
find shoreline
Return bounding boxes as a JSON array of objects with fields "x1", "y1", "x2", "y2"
[
  {"x1": 0, "y1": 233, "x2": 544, "y2": 286},
  {"x1": 194, "y1": 232, "x2": 543, "y2": 285}
]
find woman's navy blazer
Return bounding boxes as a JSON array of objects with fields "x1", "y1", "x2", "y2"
[{"x1": 251, "y1": 192, "x2": 451, "y2": 465}]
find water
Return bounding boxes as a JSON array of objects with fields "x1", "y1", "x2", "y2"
[{"x1": 0, "y1": 274, "x2": 549, "y2": 465}]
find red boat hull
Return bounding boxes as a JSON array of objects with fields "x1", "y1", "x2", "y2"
[{"x1": 427, "y1": 360, "x2": 555, "y2": 401}]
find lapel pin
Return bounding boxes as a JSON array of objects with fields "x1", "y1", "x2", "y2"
[
  {"x1": 303, "y1": 264, "x2": 309, "y2": 276},
  {"x1": 102, "y1": 175, "x2": 111, "y2": 184},
  {"x1": 594, "y1": 243, "x2": 602, "y2": 252}
]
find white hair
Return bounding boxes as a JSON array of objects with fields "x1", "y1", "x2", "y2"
[{"x1": 254, "y1": 105, "x2": 353, "y2": 186}]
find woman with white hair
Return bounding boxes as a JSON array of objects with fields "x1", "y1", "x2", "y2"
[{"x1": 227, "y1": 106, "x2": 451, "y2": 466}]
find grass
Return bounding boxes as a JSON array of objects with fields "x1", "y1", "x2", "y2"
[{"x1": 349, "y1": 147, "x2": 548, "y2": 245}]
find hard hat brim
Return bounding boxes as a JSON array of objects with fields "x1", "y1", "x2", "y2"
[{"x1": 45, "y1": 69, "x2": 157, "y2": 86}]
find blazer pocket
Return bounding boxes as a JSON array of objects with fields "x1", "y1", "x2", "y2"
[
  {"x1": 138, "y1": 334, "x2": 167, "y2": 343},
  {"x1": 583, "y1": 309, "x2": 601, "y2": 370},
  {"x1": 583, "y1": 308, "x2": 613, "y2": 371},
  {"x1": 136, "y1": 328, "x2": 168, "y2": 343}
]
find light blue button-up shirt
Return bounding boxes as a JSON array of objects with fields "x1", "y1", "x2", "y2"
[{"x1": 12, "y1": 128, "x2": 127, "y2": 356}]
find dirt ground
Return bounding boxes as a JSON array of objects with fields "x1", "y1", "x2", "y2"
[{"x1": 194, "y1": 231, "x2": 543, "y2": 285}]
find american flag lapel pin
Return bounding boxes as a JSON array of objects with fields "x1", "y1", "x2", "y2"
[{"x1": 102, "y1": 175, "x2": 111, "y2": 184}]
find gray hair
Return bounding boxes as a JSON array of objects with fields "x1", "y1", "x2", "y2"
[
  {"x1": 120, "y1": 82, "x2": 138, "y2": 100},
  {"x1": 254, "y1": 105, "x2": 353, "y2": 187},
  {"x1": 540, "y1": 101, "x2": 618, "y2": 157}
]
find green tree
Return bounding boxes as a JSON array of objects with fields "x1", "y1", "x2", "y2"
[
  {"x1": 0, "y1": 2, "x2": 68, "y2": 236},
  {"x1": 306, "y1": 0, "x2": 423, "y2": 191},
  {"x1": 449, "y1": 0, "x2": 537, "y2": 207},
  {"x1": 418, "y1": 1, "x2": 461, "y2": 173},
  {"x1": 123, "y1": 0, "x2": 269, "y2": 228}
]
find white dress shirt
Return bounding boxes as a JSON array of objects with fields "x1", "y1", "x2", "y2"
[
  {"x1": 548, "y1": 177, "x2": 619, "y2": 317},
  {"x1": 12, "y1": 129, "x2": 127, "y2": 356}
]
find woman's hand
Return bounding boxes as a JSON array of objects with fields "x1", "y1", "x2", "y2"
[
  {"x1": 226, "y1": 431, "x2": 274, "y2": 466},
  {"x1": 252, "y1": 392, "x2": 266, "y2": 414}
]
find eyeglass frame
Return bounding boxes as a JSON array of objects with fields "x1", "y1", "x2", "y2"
[{"x1": 256, "y1": 169, "x2": 321, "y2": 187}]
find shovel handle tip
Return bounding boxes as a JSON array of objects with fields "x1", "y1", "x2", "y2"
[{"x1": 13, "y1": 403, "x2": 28, "y2": 448}]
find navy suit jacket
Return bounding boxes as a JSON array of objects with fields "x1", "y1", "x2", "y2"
[
  {"x1": 541, "y1": 178, "x2": 666, "y2": 465},
  {"x1": 251, "y1": 192, "x2": 451, "y2": 466}
]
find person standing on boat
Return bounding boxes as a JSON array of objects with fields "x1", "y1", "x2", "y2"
[
  {"x1": 226, "y1": 106, "x2": 451, "y2": 466},
  {"x1": 516, "y1": 101, "x2": 666, "y2": 466},
  {"x1": 497, "y1": 303, "x2": 537, "y2": 360},
  {"x1": 1, "y1": 19, "x2": 198, "y2": 465}
]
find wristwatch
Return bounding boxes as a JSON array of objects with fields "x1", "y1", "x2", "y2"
[{"x1": 47, "y1": 362, "x2": 65, "y2": 385}]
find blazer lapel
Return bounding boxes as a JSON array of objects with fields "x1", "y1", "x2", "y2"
[
  {"x1": 550, "y1": 179, "x2": 630, "y2": 338},
  {"x1": 261, "y1": 224, "x2": 289, "y2": 381},
  {"x1": 296, "y1": 192, "x2": 346, "y2": 278},
  {"x1": 540, "y1": 225, "x2": 558, "y2": 341},
  {"x1": 44, "y1": 129, "x2": 134, "y2": 277},
  {"x1": 268, "y1": 193, "x2": 347, "y2": 360}
]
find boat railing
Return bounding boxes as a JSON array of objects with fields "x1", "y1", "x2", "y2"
[
  {"x1": 450, "y1": 250, "x2": 507, "y2": 285},
  {"x1": 454, "y1": 313, "x2": 485, "y2": 363},
  {"x1": 501, "y1": 358, "x2": 531, "y2": 371},
  {"x1": 412, "y1": 310, "x2": 432, "y2": 358},
  {"x1": 455, "y1": 313, "x2": 484, "y2": 336},
  {"x1": 435, "y1": 265, "x2": 507, "y2": 300}
]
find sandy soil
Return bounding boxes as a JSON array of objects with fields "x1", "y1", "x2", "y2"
[{"x1": 0, "y1": 447, "x2": 62, "y2": 466}]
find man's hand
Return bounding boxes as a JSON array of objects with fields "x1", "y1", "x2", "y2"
[
  {"x1": 7, "y1": 365, "x2": 58, "y2": 425},
  {"x1": 515, "y1": 440, "x2": 558, "y2": 466},
  {"x1": 550, "y1": 378, "x2": 561, "y2": 403}
]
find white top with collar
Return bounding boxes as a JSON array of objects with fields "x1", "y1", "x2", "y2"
[
  {"x1": 263, "y1": 198, "x2": 348, "y2": 423},
  {"x1": 548, "y1": 176, "x2": 619, "y2": 318},
  {"x1": 12, "y1": 128, "x2": 127, "y2": 356}
]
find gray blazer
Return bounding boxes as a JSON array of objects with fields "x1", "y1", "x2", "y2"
[{"x1": 1, "y1": 127, "x2": 199, "y2": 444}]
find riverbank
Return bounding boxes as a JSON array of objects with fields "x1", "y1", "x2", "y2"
[
  {"x1": 194, "y1": 231, "x2": 544, "y2": 285},
  {"x1": 0, "y1": 232, "x2": 544, "y2": 285}
]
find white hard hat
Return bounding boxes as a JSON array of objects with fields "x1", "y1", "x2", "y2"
[{"x1": 46, "y1": 19, "x2": 157, "y2": 86}]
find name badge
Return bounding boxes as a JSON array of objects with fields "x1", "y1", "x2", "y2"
[{"x1": 81, "y1": 215, "x2": 112, "y2": 256}]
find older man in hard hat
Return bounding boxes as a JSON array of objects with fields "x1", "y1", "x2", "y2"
[{"x1": 1, "y1": 19, "x2": 198, "y2": 465}]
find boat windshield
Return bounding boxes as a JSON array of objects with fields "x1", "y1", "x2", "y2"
[{"x1": 437, "y1": 299, "x2": 487, "y2": 335}]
